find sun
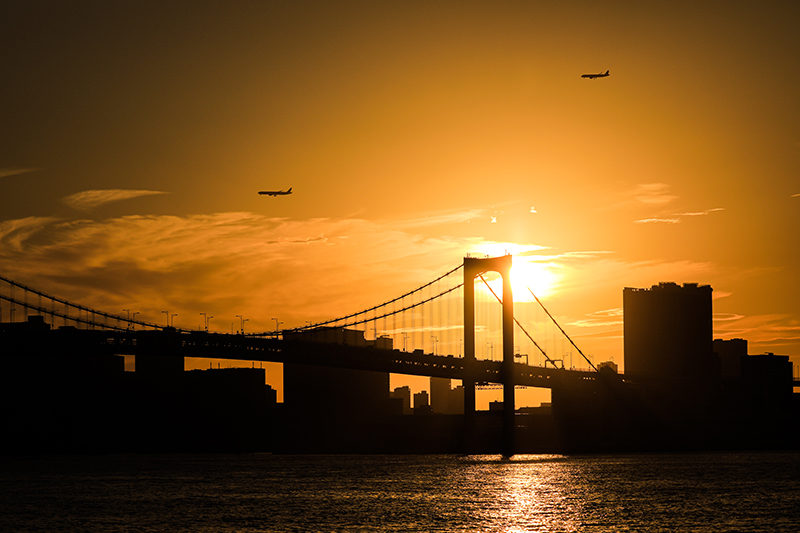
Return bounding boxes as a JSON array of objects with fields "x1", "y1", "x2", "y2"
[
  {"x1": 478, "y1": 258, "x2": 560, "y2": 303},
  {"x1": 469, "y1": 244, "x2": 561, "y2": 302},
  {"x1": 510, "y1": 259, "x2": 560, "y2": 301}
]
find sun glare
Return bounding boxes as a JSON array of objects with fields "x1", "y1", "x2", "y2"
[
  {"x1": 469, "y1": 244, "x2": 560, "y2": 302},
  {"x1": 511, "y1": 260, "x2": 559, "y2": 301},
  {"x1": 478, "y1": 258, "x2": 560, "y2": 302}
]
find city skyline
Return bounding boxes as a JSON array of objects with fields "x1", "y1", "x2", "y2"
[{"x1": 1, "y1": 2, "x2": 799, "y2": 398}]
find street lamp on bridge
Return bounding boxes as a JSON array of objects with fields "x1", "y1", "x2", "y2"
[
  {"x1": 236, "y1": 315, "x2": 249, "y2": 334},
  {"x1": 200, "y1": 313, "x2": 212, "y2": 332},
  {"x1": 162, "y1": 310, "x2": 169, "y2": 327},
  {"x1": 272, "y1": 317, "x2": 282, "y2": 333}
]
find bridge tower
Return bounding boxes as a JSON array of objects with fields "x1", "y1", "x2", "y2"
[{"x1": 463, "y1": 255, "x2": 515, "y2": 456}]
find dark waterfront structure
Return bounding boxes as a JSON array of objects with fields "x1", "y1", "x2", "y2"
[
  {"x1": 1, "y1": 260, "x2": 798, "y2": 455},
  {"x1": 622, "y1": 283, "x2": 798, "y2": 451},
  {"x1": 623, "y1": 282, "x2": 717, "y2": 381},
  {"x1": 0, "y1": 317, "x2": 279, "y2": 454}
]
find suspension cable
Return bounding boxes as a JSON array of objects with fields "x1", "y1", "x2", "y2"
[
  {"x1": 287, "y1": 263, "x2": 464, "y2": 332},
  {"x1": 0, "y1": 294, "x2": 129, "y2": 330},
  {"x1": 527, "y1": 287, "x2": 597, "y2": 372},
  {"x1": 476, "y1": 274, "x2": 558, "y2": 368},
  {"x1": 320, "y1": 283, "x2": 463, "y2": 331},
  {"x1": 0, "y1": 275, "x2": 165, "y2": 330}
]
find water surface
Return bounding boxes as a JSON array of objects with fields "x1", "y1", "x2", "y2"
[{"x1": 2, "y1": 452, "x2": 798, "y2": 531}]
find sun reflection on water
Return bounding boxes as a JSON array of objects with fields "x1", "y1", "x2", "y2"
[{"x1": 452, "y1": 454, "x2": 592, "y2": 532}]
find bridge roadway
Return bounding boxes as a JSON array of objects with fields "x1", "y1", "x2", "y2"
[{"x1": 8, "y1": 327, "x2": 601, "y2": 389}]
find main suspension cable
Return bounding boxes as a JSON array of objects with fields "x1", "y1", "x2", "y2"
[
  {"x1": 528, "y1": 287, "x2": 597, "y2": 372},
  {"x1": 476, "y1": 274, "x2": 559, "y2": 368},
  {"x1": 287, "y1": 263, "x2": 464, "y2": 332}
]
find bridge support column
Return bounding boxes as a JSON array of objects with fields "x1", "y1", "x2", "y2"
[{"x1": 463, "y1": 255, "x2": 515, "y2": 457}]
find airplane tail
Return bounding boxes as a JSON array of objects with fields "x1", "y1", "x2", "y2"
[
  {"x1": 605, "y1": 70, "x2": 609, "y2": 75},
  {"x1": 287, "y1": 187, "x2": 292, "y2": 193}
]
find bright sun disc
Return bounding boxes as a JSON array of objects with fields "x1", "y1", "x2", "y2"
[
  {"x1": 510, "y1": 260, "x2": 559, "y2": 301},
  {"x1": 478, "y1": 259, "x2": 560, "y2": 302}
]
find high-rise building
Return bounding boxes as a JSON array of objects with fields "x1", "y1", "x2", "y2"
[
  {"x1": 623, "y1": 282, "x2": 715, "y2": 381},
  {"x1": 390, "y1": 385, "x2": 412, "y2": 415},
  {"x1": 430, "y1": 377, "x2": 451, "y2": 414}
]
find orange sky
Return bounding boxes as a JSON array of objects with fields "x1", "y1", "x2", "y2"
[{"x1": 1, "y1": 2, "x2": 799, "y2": 406}]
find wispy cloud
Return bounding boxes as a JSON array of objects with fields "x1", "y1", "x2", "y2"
[
  {"x1": 0, "y1": 168, "x2": 39, "y2": 179},
  {"x1": 633, "y1": 217, "x2": 681, "y2": 224},
  {"x1": 713, "y1": 313, "x2": 745, "y2": 322},
  {"x1": 0, "y1": 212, "x2": 552, "y2": 331},
  {"x1": 713, "y1": 314, "x2": 800, "y2": 351},
  {"x1": 0, "y1": 216, "x2": 60, "y2": 252},
  {"x1": 792, "y1": 193, "x2": 800, "y2": 198},
  {"x1": 634, "y1": 207, "x2": 724, "y2": 224},
  {"x1": 633, "y1": 183, "x2": 678, "y2": 205},
  {"x1": 673, "y1": 208, "x2": 725, "y2": 216},
  {"x1": 393, "y1": 208, "x2": 485, "y2": 228},
  {"x1": 62, "y1": 189, "x2": 168, "y2": 211}
]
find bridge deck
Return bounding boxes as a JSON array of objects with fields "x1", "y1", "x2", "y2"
[{"x1": 2, "y1": 328, "x2": 600, "y2": 388}]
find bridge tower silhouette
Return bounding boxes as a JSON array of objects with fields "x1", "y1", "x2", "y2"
[{"x1": 463, "y1": 255, "x2": 515, "y2": 456}]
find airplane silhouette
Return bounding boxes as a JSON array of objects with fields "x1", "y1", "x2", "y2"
[
  {"x1": 581, "y1": 70, "x2": 609, "y2": 79},
  {"x1": 258, "y1": 187, "x2": 293, "y2": 196}
]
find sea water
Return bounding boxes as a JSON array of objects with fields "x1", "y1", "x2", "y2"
[{"x1": 2, "y1": 451, "x2": 799, "y2": 532}]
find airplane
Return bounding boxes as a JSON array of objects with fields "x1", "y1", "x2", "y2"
[
  {"x1": 258, "y1": 187, "x2": 293, "y2": 196},
  {"x1": 581, "y1": 70, "x2": 609, "y2": 79}
]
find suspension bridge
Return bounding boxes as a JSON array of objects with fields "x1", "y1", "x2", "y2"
[{"x1": 0, "y1": 255, "x2": 622, "y2": 455}]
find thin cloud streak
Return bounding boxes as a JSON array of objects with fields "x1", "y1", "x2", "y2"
[
  {"x1": 634, "y1": 218, "x2": 681, "y2": 224},
  {"x1": 634, "y1": 183, "x2": 678, "y2": 205},
  {"x1": 673, "y1": 208, "x2": 725, "y2": 216},
  {"x1": 392, "y1": 208, "x2": 486, "y2": 228},
  {"x1": 62, "y1": 189, "x2": 168, "y2": 211},
  {"x1": 0, "y1": 168, "x2": 39, "y2": 179},
  {"x1": 635, "y1": 207, "x2": 724, "y2": 224}
]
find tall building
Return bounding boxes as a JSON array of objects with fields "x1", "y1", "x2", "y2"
[
  {"x1": 430, "y1": 377, "x2": 451, "y2": 414},
  {"x1": 623, "y1": 282, "x2": 715, "y2": 381},
  {"x1": 390, "y1": 385, "x2": 412, "y2": 415}
]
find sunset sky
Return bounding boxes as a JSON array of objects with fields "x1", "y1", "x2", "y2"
[{"x1": 2, "y1": 2, "x2": 799, "y2": 403}]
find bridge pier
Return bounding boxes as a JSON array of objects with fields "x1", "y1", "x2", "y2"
[{"x1": 463, "y1": 255, "x2": 515, "y2": 457}]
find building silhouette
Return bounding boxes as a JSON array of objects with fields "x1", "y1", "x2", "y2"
[
  {"x1": 430, "y1": 377, "x2": 450, "y2": 414},
  {"x1": 281, "y1": 327, "x2": 392, "y2": 452},
  {"x1": 390, "y1": 385, "x2": 412, "y2": 415},
  {"x1": 412, "y1": 390, "x2": 432, "y2": 414},
  {"x1": 623, "y1": 282, "x2": 716, "y2": 381},
  {"x1": 2, "y1": 298, "x2": 797, "y2": 454}
]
